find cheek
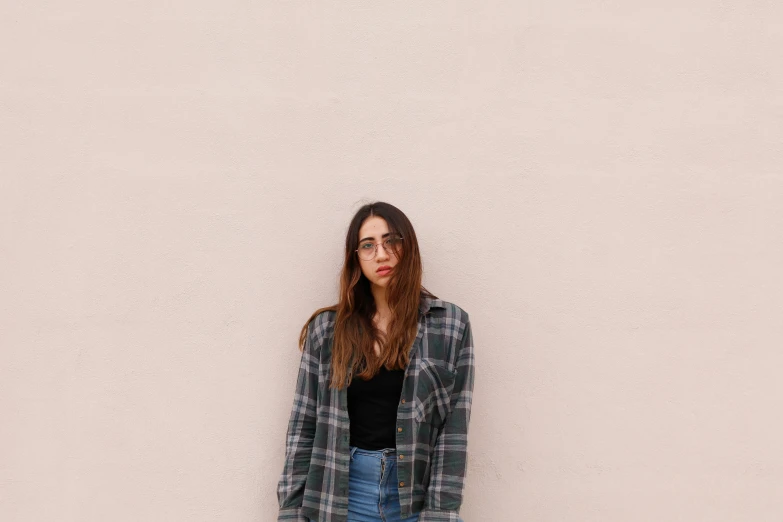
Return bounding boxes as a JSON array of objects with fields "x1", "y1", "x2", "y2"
[{"x1": 359, "y1": 260, "x2": 375, "y2": 279}]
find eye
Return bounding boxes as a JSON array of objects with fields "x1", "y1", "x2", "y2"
[{"x1": 360, "y1": 242, "x2": 374, "y2": 250}]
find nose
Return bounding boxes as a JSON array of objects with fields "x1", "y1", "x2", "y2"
[{"x1": 375, "y1": 243, "x2": 390, "y2": 261}]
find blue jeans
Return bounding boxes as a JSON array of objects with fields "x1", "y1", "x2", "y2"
[
  {"x1": 308, "y1": 446, "x2": 465, "y2": 522},
  {"x1": 347, "y1": 446, "x2": 420, "y2": 522},
  {"x1": 324, "y1": 445, "x2": 420, "y2": 522}
]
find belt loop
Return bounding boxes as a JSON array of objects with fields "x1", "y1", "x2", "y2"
[{"x1": 349, "y1": 446, "x2": 358, "y2": 461}]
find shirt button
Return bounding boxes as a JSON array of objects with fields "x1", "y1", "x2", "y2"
[
  {"x1": 399, "y1": 454, "x2": 404, "y2": 460},
  {"x1": 399, "y1": 481, "x2": 405, "y2": 487},
  {"x1": 397, "y1": 427, "x2": 403, "y2": 432},
  {"x1": 401, "y1": 399, "x2": 406, "y2": 404}
]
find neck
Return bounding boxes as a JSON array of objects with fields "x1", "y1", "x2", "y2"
[{"x1": 371, "y1": 284, "x2": 391, "y2": 318}]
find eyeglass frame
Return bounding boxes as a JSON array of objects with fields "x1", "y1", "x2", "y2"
[{"x1": 355, "y1": 234, "x2": 404, "y2": 260}]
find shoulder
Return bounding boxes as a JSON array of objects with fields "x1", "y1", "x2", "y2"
[
  {"x1": 424, "y1": 298, "x2": 471, "y2": 335},
  {"x1": 306, "y1": 309, "x2": 337, "y2": 342}
]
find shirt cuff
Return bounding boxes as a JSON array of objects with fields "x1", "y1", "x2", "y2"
[
  {"x1": 418, "y1": 509, "x2": 463, "y2": 522},
  {"x1": 277, "y1": 507, "x2": 309, "y2": 522}
]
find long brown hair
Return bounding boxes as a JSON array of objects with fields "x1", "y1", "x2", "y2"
[{"x1": 299, "y1": 202, "x2": 436, "y2": 389}]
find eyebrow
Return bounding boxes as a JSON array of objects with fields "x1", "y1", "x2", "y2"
[{"x1": 359, "y1": 232, "x2": 392, "y2": 243}]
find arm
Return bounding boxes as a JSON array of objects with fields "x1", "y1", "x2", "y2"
[
  {"x1": 419, "y1": 313, "x2": 476, "y2": 522},
  {"x1": 277, "y1": 320, "x2": 320, "y2": 522}
]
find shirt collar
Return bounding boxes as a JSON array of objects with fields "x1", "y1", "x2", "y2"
[{"x1": 419, "y1": 294, "x2": 446, "y2": 315}]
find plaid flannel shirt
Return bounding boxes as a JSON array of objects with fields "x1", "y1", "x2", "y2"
[{"x1": 277, "y1": 295, "x2": 475, "y2": 522}]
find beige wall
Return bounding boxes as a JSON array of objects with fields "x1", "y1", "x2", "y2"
[{"x1": 2, "y1": 2, "x2": 782, "y2": 521}]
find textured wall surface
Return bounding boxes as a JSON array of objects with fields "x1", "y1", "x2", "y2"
[{"x1": 2, "y1": 2, "x2": 782, "y2": 521}]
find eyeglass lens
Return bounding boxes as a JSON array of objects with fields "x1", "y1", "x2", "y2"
[{"x1": 357, "y1": 236, "x2": 402, "y2": 259}]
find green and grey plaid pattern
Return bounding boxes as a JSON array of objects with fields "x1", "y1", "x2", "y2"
[{"x1": 277, "y1": 295, "x2": 475, "y2": 522}]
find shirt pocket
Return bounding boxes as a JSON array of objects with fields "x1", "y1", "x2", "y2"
[{"x1": 413, "y1": 358, "x2": 456, "y2": 427}]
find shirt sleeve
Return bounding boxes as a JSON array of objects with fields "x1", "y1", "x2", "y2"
[
  {"x1": 277, "y1": 318, "x2": 321, "y2": 522},
  {"x1": 419, "y1": 312, "x2": 475, "y2": 522}
]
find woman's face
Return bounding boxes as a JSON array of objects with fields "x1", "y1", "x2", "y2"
[{"x1": 357, "y1": 216, "x2": 401, "y2": 290}]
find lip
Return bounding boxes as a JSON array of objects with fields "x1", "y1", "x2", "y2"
[{"x1": 376, "y1": 266, "x2": 393, "y2": 276}]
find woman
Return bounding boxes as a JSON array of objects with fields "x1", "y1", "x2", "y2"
[{"x1": 277, "y1": 202, "x2": 475, "y2": 522}]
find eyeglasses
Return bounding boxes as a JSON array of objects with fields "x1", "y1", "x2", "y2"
[{"x1": 356, "y1": 234, "x2": 404, "y2": 260}]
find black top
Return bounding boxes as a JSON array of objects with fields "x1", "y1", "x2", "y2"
[{"x1": 347, "y1": 365, "x2": 405, "y2": 450}]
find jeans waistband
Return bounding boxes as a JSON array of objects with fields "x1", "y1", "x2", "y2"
[{"x1": 350, "y1": 445, "x2": 396, "y2": 460}]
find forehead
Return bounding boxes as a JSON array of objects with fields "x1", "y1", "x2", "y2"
[{"x1": 358, "y1": 216, "x2": 389, "y2": 239}]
